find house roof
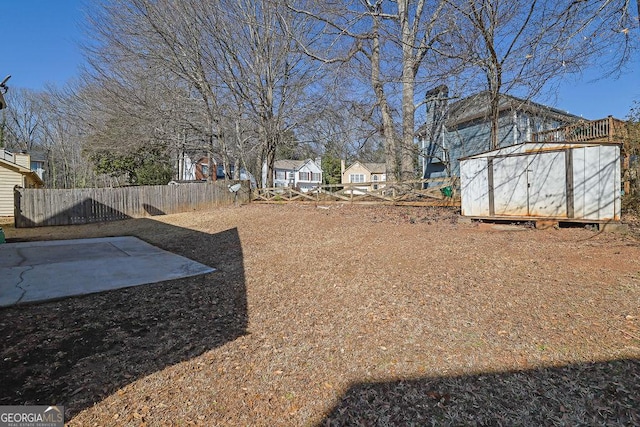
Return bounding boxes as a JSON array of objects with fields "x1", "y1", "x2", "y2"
[
  {"x1": 446, "y1": 92, "x2": 583, "y2": 128},
  {"x1": 362, "y1": 162, "x2": 386, "y2": 174},
  {"x1": 0, "y1": 157, "x2": 44, "y2": 187},
  {"x1": 29, "y1": 151, "x2": 47, "y2": 162},
  {"x1": 345, "y1": 161, "x2": 386, "y2": 174},
  {"x1": 274, "y1": 159, "x2": 317, "y2": 171}
]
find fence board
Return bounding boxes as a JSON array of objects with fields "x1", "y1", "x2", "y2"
[
  {"x1": 252, "y1": 178, "x2": 461, "y2": 206},
  {"x1": 14, "y1": 181, "x2": 249, "y2": 228}
]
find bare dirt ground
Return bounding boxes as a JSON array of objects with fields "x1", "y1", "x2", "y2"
[{"x1": 1, "y1": 203, "x2": 639, "y2": 426}]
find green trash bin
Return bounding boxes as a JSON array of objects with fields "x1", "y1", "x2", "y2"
[
  {"x1": 0, "y1": 227, "x2": 5, "y2": 244},
  {"x1": 440, "y1": 186, "x2": 453, "y2": 198}
]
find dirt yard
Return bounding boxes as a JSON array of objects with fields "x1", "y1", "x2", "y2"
[{"x1": 1, "y1": 203, "x2": 639, "y2": 426}]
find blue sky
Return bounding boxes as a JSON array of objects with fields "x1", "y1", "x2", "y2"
[
  {"x1": 4, "y1": 1, "x2": 86, "y2": 91},
  {"x1": 3, "y1": 1, "x2": 639, "y2": 119}
]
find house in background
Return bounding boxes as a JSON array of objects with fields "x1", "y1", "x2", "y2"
[
  {"x1": 216, "y1": 163, "x2": 257, "y2": 188},
  {"x1": 341, "y1": 161, "x2": 387, "y2": 192},
  {"x1": 418, "y1": 87, "x2": 583, "y2": 181},
  {"x1": 178, "y1": 155, "x2": 215, "y2": 181},
  {"x1": 264, "y1": 158, "x2": 322, "y2": 192},
  {"x1": 27, "y1": 151, "x2": 46, "y2": 180},
  {"x1": 0, "y1": 149, "x2": 44, "y2": 216},
  {"x1": 177, "y1": 155, "x2": 256, "y2": 187}
]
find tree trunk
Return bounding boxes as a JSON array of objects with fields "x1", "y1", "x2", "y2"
[
  {"x1": 371, "y1": 12, "x2": 399, "y2": 181},
  {"x1": 399, "y1": 0, "x2": 417, "y2": 182},
  {"x1": 264, "y1": 135, "x2": 277, "y2": 187}
]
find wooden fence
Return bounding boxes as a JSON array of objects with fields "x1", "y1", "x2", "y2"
[
  {"x1": 252, "y1": 177, "x2": 460, "y2": 206},
  {"x1": 14, "y1": 181, "x2": 250, "y2": 228}
]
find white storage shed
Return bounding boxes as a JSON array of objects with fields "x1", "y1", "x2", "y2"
[{"x1": 460, "y1": 142, "x2": 621, "y2": 222}]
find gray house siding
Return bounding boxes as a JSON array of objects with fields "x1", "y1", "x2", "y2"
[
  {"x1": 420, "y1": 91, "x2": 581, "y2": 182},
  {"x1": 447, "y1": 113, "x2": 514, "y2": 176}
]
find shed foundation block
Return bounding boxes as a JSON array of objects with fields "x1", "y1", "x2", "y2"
[
  {"x1": 598, "y1": 222, "x2": 629, "y2": 233},
  {"x1": 535, "y1": 220, "x2": 559, "y2": 230}
]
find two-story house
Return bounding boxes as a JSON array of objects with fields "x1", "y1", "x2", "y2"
[
  {"x1": 266, "y1": 158, "x2": 323, "y2": 192},
  {"x1": 341, "y1": 161, "x2": 387, "y2": 192},
  {"x1": 418, "y1": 87, "x2": 583, "y2": 182}
]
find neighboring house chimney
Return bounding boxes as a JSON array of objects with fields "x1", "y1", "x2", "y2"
[
  {"x1": 341, "y1": 159, "x2": 345, "y2": 175},
  {"x1": 424, "y1": 85, "x2": 448, "y2": 145},
  {"x1": 422, "y1": 85, "x2": 449, "y2": 180}
]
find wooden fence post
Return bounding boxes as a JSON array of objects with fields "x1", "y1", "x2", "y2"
[
  {"x1": 13, "y1": 186, "x2": 23, "y2": 228},
  {"x1": 608, "y1": 116, "x2": 613, "y2": 142}
]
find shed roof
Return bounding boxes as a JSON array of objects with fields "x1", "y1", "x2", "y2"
[{"x1": 459, "y1": 141, "x2": 620, "y2": 161}]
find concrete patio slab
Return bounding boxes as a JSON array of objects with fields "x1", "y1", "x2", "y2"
[{"x1": 0, "y1": 236, "x2": 215, "y2": 307}]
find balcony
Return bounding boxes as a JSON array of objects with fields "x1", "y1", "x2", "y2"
[{"x1": 532, "y1": 116, "x2": 627, "y2": 143}]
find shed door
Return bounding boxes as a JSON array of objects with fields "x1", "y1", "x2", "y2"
[
  {"x1": 492, "y1": 151, "x2": 567, "y2": 217},
  {"x1": 492, "y1": 155, "x2": 529, "y2": 216},
  {"x1": 527, "y1": 151, "x2": 567, "y2": 217}
]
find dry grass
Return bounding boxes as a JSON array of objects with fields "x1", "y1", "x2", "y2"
[{"x1": 1, "y1": 203, "x2": 639, "y2": 426}]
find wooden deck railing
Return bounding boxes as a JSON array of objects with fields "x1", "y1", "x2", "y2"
[
  {"x1": 252, "y1": 177, "x2": 460, "y2": 206},
  {"x1": 532, "y1": 117, "x2": 627, "y2": 143}
]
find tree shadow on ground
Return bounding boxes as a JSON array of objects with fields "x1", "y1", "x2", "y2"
[
  {"x1": 320, "y1": 358, "x2": 640, "y2": 426},
  {"x1": 0, "y1": 218, "x2": 247, "y2": 421}
]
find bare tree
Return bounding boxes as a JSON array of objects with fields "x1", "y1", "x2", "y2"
[
  {"x1": 199, "y1": 0, "x2": 321, "y2": 186},
  {"x1": 38, "y1": 88, "x2": 88, "y2": 188},
  {"x1": 624, "y1": 101, "x2": 640, "y2": 201},
  {"x1": 288, "y1": 0, "x2": 454, "y2": 181},
  {"x1": 84, "y1": 0, "x2": 228, "y2": 180},
  {"x1": 83, "y1": 0, "x2": 319, "y2": 187},
  {"x1": 2, "y1": 88, "x2": 44, "y2": 152},
  {"x1": 447, "y1": 0, "x2": 639, "y2": 149}
]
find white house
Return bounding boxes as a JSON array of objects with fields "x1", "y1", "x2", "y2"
[{"x1": 264, "y1": 158, "x2": 323, "y2": 192}]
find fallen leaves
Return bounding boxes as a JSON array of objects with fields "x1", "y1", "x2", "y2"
[{"x1": 1, "y1": 204, "x2": 639, "y2": 426}]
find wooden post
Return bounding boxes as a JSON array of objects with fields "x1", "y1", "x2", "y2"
[
  {"x1": 13, "y1": 186, "x2": 22, "y2": 228},
  {"x1": 623, "y1": 154, "x2": 631, "y2": 195},
  {"x1": 608, "y1": 116, "x2": 613, "y2": 142}
]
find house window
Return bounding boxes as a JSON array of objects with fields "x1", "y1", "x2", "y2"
[
  {"x1": 201, "y1": 165, "x2": 209, "y2": 177},
  {"x1": 372, "y1": 175, "x2": 379, "y2": 181},
  {"x1": 287, "y1": 172, "x2": 294, "y2": 180},
  {"x1": 299, "y1": 171, "x2": 310, "y2": 181},
  {"x1": 276, "y1": 170, "x2": 286, "y2": 180},
  {"x1": 350, "y1": 174, "x2": 365, "y2": 183},
  {"x1": 311, "y1": 172, "x2": 321, "y2": 182}
]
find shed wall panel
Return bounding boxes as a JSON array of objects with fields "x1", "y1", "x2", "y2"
[
  {"x1": 578, "y1": 146, "x2": 606, "y2": 220},
  {"x1": 492, "y1": 155, "x2": 529, "y2": 216},
  {"x1": 572, "y1": 147, "x2": 587, "y2": 219},
  {"x1": 461, "y1": 143, "x2": 620, "y2": 221},
  {"x1": 594, "y1": 145, "x2": 620, "y2": 220},
  {"x1": 460, "y1": 158, "x2": 489, "y2": 216},
  {"x1": 527, "y1": 151, "x2": 567, "y2": 217}
]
